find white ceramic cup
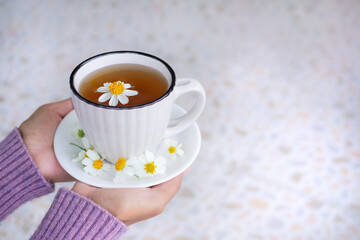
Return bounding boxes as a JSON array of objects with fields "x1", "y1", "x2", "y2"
[{"x1": 70, "y1": 51, "x2": 206, "y2": 163}]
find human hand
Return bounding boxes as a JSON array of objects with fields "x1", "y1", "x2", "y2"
[
  {"x1": 19, "y1": 98, "x2": 74, "y2": 182},
  {"x1": 72, "y1": 172, "x2": 186, "y2": 226}
]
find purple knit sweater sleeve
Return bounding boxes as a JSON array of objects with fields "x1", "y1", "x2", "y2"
[
  {"x1": 31, "y1": 188, "x2": 127, "y2": 239},
  {"x1": 0, "y1": 128, "x2": 54, "y2": 221},
  {"x1": 1, "y1": 129, "x2": 127, "y2": 239}
]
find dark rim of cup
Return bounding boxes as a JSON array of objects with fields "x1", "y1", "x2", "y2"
[{"x1": 69, "y1": 51, "x2": 176, "y2": 109}]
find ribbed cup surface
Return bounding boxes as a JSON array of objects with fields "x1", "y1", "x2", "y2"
[{"x1": 72, "y1": 94, "x2": 173, "y2": 163}]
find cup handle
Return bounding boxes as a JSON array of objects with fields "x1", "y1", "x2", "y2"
[{"x1": 164, "y1": 78, "x2": 206, "y2": 137}]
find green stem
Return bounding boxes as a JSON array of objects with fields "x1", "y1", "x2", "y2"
[{"x1": 70, "y1": 143, "x2": 86, "y2": 151}]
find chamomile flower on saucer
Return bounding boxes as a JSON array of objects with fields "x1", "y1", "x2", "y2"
[
  {"x1": 72, "y1": 145, "x2": 96, "y2": 162},
  {"x1": 82, "y1": 151, "x2": 110, "y2": 176},
  {"x1": 164, "y1": 138, "x2": 184, "y2": 160},
  {"x1": 72, "y1": 148, "x2": 87, "y2": 162},
  {"x1": 135, "y1": 151, "x2": 166, "y2": 177},
  {"x1": 113, "y1": 157, "x2": 137, "y2": 182},
  {"x1": 97, "y1": 81, "x2": 138, "y2": 106},
  {"x1": 71, "y1": 139, "x2": 94, "y2": 163},
  {"x1": 71, "y1": 129, "x2": 93, "y2": 162}
]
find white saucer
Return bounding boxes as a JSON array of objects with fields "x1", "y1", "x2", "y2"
[{"x1": 54, "y1": 105, "x2": 201, "y2": 188}]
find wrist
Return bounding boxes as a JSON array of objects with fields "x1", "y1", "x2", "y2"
[
  {"x1": 17, "y1": 126, "x2": 64, "y2": 183},
  {"x1": 71, "y1": 183, "x2": 125, "y2": 223},
  {"x1": 72, "y1": 182, "x2": 95, "y2": 200},
  {"x1": 18, "y1": 132, "x2": 49, "y2": 181}
]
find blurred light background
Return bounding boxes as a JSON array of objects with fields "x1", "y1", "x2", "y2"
[{"x1": 1, "y1": 0, "x2": 360, "y2": 239}]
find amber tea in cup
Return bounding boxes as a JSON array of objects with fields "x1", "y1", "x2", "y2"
[
  {"x1": 70, "y1": 51, "x2": 206, "y2": 162},
  {"x1": 78, "y1": 64, "x2": 169, "y2": 107}
]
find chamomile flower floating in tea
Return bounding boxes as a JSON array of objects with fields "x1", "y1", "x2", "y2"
[
  {"x1": 97, "y1": 81, "x2": 138, "y2": 106},
  {"x1": 164, "y1": 138, "x2": 184, "y2": 160},
  {"x1": 113, "y1": 157, "x2": 138, "y2": 182}
]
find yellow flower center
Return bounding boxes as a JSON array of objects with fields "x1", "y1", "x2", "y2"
[
  {"x1": 115, "y1": 158, "x2": 126, "y2": 171},
  {"x1": 168, "y1": 146, "x2": 176, "y2": 154},
  {"x1": 144, "y1": 161, "x2": 157, "y2": 174},
  {"x1": 108, "y1": 81, "x2": 125, "y2": 95},
  {"x1": 93, "y1": 159, "x2": 103, "y2": 169}
]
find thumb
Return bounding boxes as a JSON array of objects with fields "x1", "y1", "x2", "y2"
[
  {"x1": 72, "y1": 181, "x2": 98, "y2": 197},
  {"x1": 49, "y1": 98, "x2": 74, "y2": 118}
]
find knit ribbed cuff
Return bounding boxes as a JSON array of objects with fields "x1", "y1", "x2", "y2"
[
  {"x1": 31, "y1": 188, "x2": 127, "y2": 240},
  {"x1": 0, "y1": 128, "x2": 54, "y2": 221}
]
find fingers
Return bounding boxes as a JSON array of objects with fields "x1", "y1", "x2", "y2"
[
  {"x1": 72, "y1": 181, "x2": 98, "y2": 198},
  {"x1": 47, "y1": 98, "x2": 74, "y2": 118},
  {"x1": 71, "y1": 173, "x2": 187, "y2": 226},
  {"x1": 150, "y1": 171, "x2": 185, "y2": 204}
]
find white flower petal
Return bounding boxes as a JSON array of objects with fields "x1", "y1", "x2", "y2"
[
  {"x1": 113, "y1": 174, "x2": 123, "y2": 183},
  {"x1": 127, "y1": 157, "x2": 139, "y2": 166},
  {"x1": 124, "y1": 90, "x2": 138, "y2": 96},
  {"x1": 155, "y1": 156, "x2": 166, "y2": 166},
  {"x1": 98, "y1": 92, "x2": 112, "y2": 102},
  {"x1": 81, "y1": 138, "x2": 90, "y2": 149},
  {"x1": 177, "y1": 149, "x2": 184, "y2": 156},
  {"x1": 72, "y1": 157, "x2": 81, "y2": 162},
  {"x1": 118, "y1": 94, "x2": 129, "y2": 105},
  {"x1": 145, "y1": 151, "x2": 154, "y2": 161},
  {"x1": 80, "y1": 150, "x2": 86, "y2": 157},
  {"x1": 98, "y1": 170, "x2": 107, "y2": 176},
  {"x1": 156, "y1": 166, "x2": 166, "y2": 174},
  {"x1": 86, "y1": 150, "x2": 100, "y2": 160},
  {"x1": 137, "y1": 154, "x2": 147, "y2": 164},
  {"x1": 102, "y1": 163, "x2": 111, "y2": 171},
  {"x1": 137, "y1": 169, "x2": 146, "y2": 178},
  {"x1": 97, "y1": 86, "x2": 109, "y2": 93},
  {"x1": 164, "y1": 138, "x2": 172, "y2": 146},
  {"x1": 109, "y1": 94, "x2": 118, "y2": 106},
  {"x1": 84, "y1": 165, "x2": 93, "y2": 173},
  {"x1": 124, "y1": 166, "x2": 135, "y2": 175},
  {"x1": 89, "y1": 170, "x2": 98, "y2": 176},
  {"x1": 124, "y1": 83, "x2": 131, "y2": 88},
  {"x1": 82, "y1": 157, "x2": 93, "y2": 166},
  {"x1": 73, "y1": 151, "x2": 85, "y2": 162}
]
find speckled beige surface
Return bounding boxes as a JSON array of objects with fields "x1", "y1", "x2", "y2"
[{"x1": 1, "y1": 0, "x2": 360, "y2": 239}]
